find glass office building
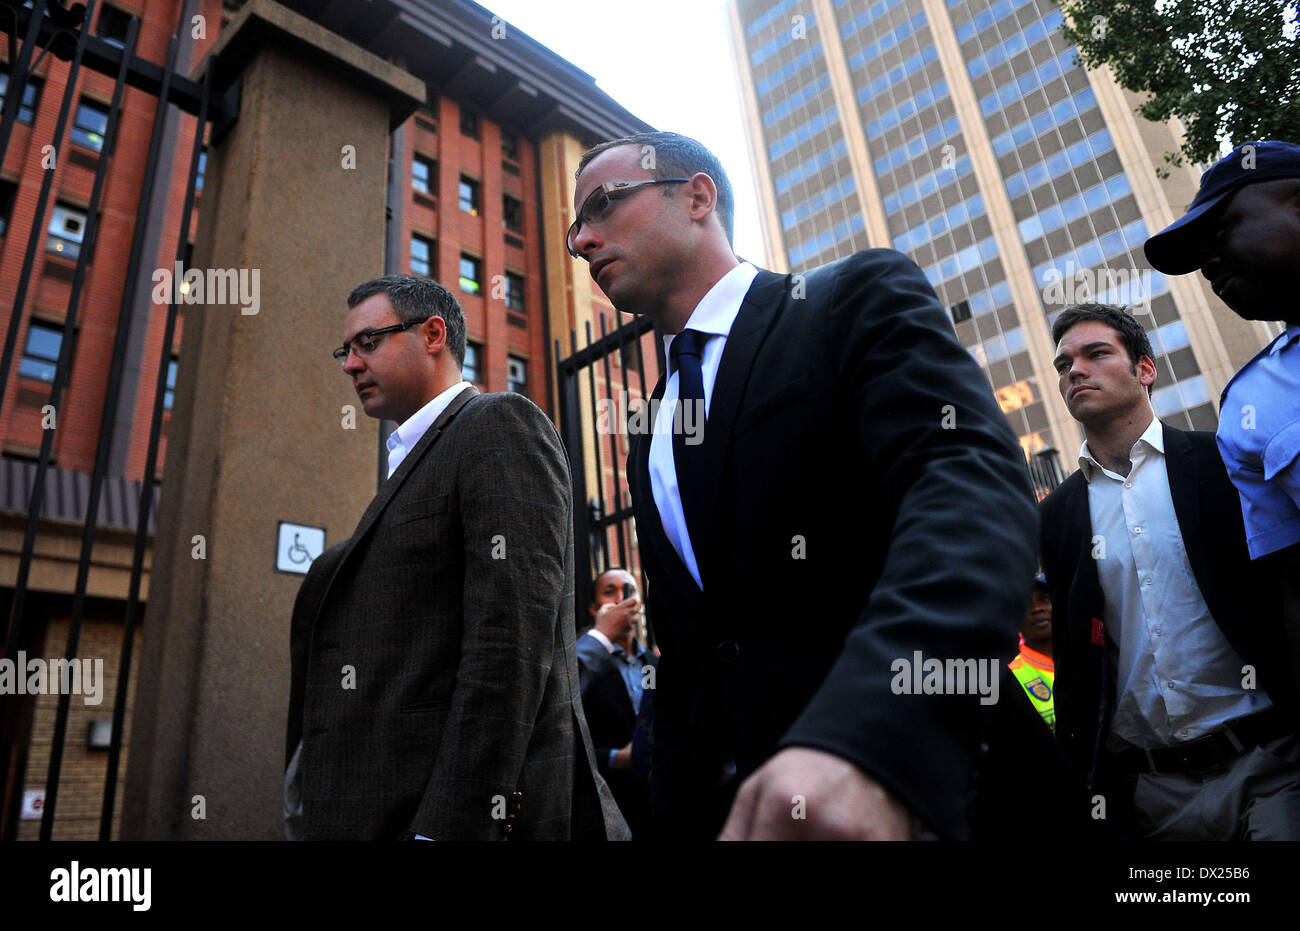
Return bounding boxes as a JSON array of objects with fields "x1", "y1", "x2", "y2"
[{"x1": 729, "y1": 0, "x2": 1281, "y2": 462}]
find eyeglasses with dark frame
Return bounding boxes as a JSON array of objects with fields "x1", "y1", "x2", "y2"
[
  {"x1": 332, "y1": 316, "x2": 431, "y2": 365},
  {"x1": 566, "y1": 177, "x2": 692, "y2": 259}
]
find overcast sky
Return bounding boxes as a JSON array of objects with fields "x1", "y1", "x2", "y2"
[{"x1": 479, "y1": 0, "x2": 769, "y2": 263}]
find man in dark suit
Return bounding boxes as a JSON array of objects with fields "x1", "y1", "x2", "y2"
[
  {"x1": 567, "y1": 132, "x2": 1038, "y2": 840},
  {"x1": 575, "y1": 567, "x2": 656, "y2": 836},
  {"x1": 1039, "y1": 302, "x2": 1300, "y2": 839},
  {"x1": 284, "y1": 275, "x2": 626, "y2": 840}
]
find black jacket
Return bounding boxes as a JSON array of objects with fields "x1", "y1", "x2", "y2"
[
  {"x1": 1039, "y1": 422, "x2": 1298, "y2": 811},
  {"x1": 575, "y1": 632, "x2": 656, "y2": 836},
  {"x1": 626, "y1": 250, "x2": 1039, "y2": 839}
]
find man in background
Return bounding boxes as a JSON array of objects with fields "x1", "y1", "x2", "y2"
[
  {"x1": 1039, "y1": 302, "x2": 1299, "y2": 839},
  {"x1": 576, "y1": 567, "x2": 656, "y2": 836}
]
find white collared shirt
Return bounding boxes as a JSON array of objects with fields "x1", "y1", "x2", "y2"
[
  {"x1": 584, "y1": 628, "x2": 621, "y2": 655},
  {"x1": 649, "y1": 262, "x2": 759, "y2": 589},
  {"x1": 385, "y1": 381, "x2": 471, "y2": 478},
  {"x1": 1079, "y1": 416, "x2": 1270, "y2": 750}
]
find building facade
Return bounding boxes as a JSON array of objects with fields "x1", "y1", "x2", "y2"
[
  {"x1": 728, "y1": 0, "x2": 1281, "y2": 463},
  {"x1": 1, "y1": 0, "x2": 653, "y2": 839}
]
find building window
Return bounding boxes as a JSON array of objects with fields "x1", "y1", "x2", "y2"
[
  {"x1": 458, "y1": 176, "x2": 480, "y2": 215},
  {"x1": 504, "y1": 271, "x2": 524, "y2": 312},
  {"x1": 95, "y1": 4, "x2": 132, "y2": 47},
  {"x1": 458, "y1": 254, "x2": 482, "y2": 295},
  {"x1": 459, "y1": 108, "x2": 479, "y2": 139},
  {"x1": 46, "y1": 204, "x2": 87, "y2": 260},
  {"x1": 0, "y1": 72, "x2": 41, "y2": 125},
  {"x1": 412, "y1": 155, "x2": 436, "y2": 195},
  {"x1": 507, "y1": 356, "x2": 527, "y2": 394},
  {"x1": 950, "y1": 300, "x2": 972, "y2": 324},
  {"x1": 71, "y1": 98, "x2": 110, "y2": 152},
  {"x1": 195, "y1": 149, "x2": 206, "y2": 191},
  {"x1": 411, "y1": 233, "x2": 434, "y2": 277},
  {"x1": 501, "y1": 129, "x2": 519, "y2": 161},
  {"x1": 463, "y1": 342, "x2": 481, "y2": 384},
  {"x1": 164, "y1": 357, "x2": 178, "y2": 410},
  {"x1": 20, "y1": 321, "x2": 62, "y2": 382},
  {"x1": 502, "y1": 195, "x2": 523, "y2": 234},
  {"x1": 0, "y1": 179, "x2": 15, "y2": 237}
]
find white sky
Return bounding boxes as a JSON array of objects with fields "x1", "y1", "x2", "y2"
[{"x1": 480, "y1": 0, "x2": 769, "y2": 263}]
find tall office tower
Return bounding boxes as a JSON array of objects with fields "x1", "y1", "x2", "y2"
[{"x1": 728, "y1": 0, "x2": 1280, "y2": 464}]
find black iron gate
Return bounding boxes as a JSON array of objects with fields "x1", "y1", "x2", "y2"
[
  {"x1": 0, "y1": 0, "x2": 229, "y2": 841},
  {"x1": 554, "y1": 311, "x2": 662, "y2": 638}
]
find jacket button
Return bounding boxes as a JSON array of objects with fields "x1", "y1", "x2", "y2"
[{"x1": 717, "y1": 640, "x2": 740, "y2": 663}]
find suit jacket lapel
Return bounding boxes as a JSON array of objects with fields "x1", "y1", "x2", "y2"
[
  {"x1": 1162, "y1": 423, "x2": 1212, "y2": 601},
  {"x1": 320, "y1": 385, "x2": 479, "y2": 608},
  {"x1": 1063, "y1": 473, "x2": 1104, "y2": 647},
  {"x1": 693, "y1": 270, "x2": 789, "y2": 579}
]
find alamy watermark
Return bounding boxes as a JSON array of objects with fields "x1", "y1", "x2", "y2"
[
  {"x1": 889, "y1": 650, "x2": 1000, "y2": 705},
  {"x1": 151, "y1": 261, "x2": 261, "y2": 315},
  {"x1": 595, "y1": 390, "x2": 704, "y2": 445},
  {"x1": 1041, "y1": 261, "x2": 1153, "y2": 314},
  {"x1": 0, "y1": 652, "x2": 104, "y2": 705}
]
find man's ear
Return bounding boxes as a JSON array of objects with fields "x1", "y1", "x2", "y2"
[
  {"x1": 686, "y1": 172, "x2": 718, "y2": 224},
  {"x1": 1137, "y1": 355, "x2": 1157, "y2": 387},
  {"x1": 423, "y1": 315, "x2": 447, "y2": 356}
]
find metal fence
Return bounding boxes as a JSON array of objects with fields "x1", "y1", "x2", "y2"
[
  {"x1": 553, "y1": 312, "x2": 661, "y2": 639},
  {"x1": 0, "y1": 0, "x2": 223, "y2": 841}
]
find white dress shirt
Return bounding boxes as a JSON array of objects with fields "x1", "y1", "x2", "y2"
[
  {"x1": 386, "y1": 381, "x2": 471, "y2": 478},
  {"x1": 1079, "y1": 417, "x2": 1270, "y2": 750},
  {"x1": 649, "y1": 262, "x2": 759, "y2": 589}
]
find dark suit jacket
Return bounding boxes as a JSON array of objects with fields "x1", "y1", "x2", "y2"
[
  {"x1": 1039, "y1": 422, "x2": 1298, "y2": 807},
  {"x1": 575, "y1": 632, "x2": 656, "y2": 836},
  {"x1": 625, "y1": 250, "x2": 1039, "y2": 839},
  {"x1": 286, "y1": 387, "x2": 627, "y2": 840}
]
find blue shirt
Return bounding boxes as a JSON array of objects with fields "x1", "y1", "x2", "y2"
[{"x1": 1217, "y1": 325, "x2": 1300, "y2": 559}]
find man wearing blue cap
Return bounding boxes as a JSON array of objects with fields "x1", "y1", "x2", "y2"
[{"x1": 1145, "y1": 140, "x2": 1300, "y2": 562}]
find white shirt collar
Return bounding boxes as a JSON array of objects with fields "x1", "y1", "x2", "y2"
[
  {"x1": 663, "y1": 262, "x2": 758, "y2": 376},
  {"x1": 386, "y1": 381, "x2": 471, "y2": 478},
  {"x1": 585, "y1": 628, "x2": 620, "y2": 654},
  {"x1": 1078, "y1": 414, "x2": 1163, "y2": 481}
]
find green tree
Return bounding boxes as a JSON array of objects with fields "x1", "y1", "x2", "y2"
[{"x1": 1055, "y1": 0, "x2": 1299, "y2": 171}]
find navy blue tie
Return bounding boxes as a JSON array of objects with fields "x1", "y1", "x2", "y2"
[{"x1": 671, "y1": 329, "x2": 709, "y2": 562}]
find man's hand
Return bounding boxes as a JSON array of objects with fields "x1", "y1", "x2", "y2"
[
  {"x1": 595, "y1": 596, "x2": 643, "y2": 640},
  {"x1": 612, "y1": 743, "x2": 633, "y2": 770},
  {"x1": 717, "y1": 747, "x2": 913, "y2": 841}
]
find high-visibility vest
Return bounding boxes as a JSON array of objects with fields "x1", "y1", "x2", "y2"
[{"x1": 1009, "y1": 636, "x2": 1055, "y2": 734}]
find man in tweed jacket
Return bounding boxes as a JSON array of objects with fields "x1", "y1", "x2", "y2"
[{"x1": 284, "y1": 275, "x2": 627, "y2": 840}]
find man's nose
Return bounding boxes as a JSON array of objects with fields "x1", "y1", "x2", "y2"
[
  {"x1": 572, "y1": 220, "x2": 602, "y2": 259},
  {"x1": 341, "y1": 346, "x2": 364, "y2": 373}
]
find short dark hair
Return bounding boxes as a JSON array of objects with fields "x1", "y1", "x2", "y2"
[
  {"x1": 347, "y1": 274, "x2": 466, "y2": 369},
  {"x1": 576, "y1": 131, "x2": 735, "y2": 246},
  {"x1": 1051, "y1": 302, "x2": 1154, "y2": 396}
]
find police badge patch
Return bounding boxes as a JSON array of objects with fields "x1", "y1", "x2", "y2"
[{"x1": 1025, "y1": 677, "x2": 1051, "y2": 701}]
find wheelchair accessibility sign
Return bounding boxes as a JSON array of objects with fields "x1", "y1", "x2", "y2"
[{"x1": 276, "y1": 521, "x2": 325, "y2": 575}]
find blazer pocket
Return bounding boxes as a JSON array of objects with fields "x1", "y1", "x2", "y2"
[
  {"x1": 390, "y1": 494, "x2": 450, "y2": 526},
  {"x1": 737, "y1": 376, "x2": 812, "y2": 435},
  {"x1": 399, "y1": 696, "x2": 453, "y2": 714}
]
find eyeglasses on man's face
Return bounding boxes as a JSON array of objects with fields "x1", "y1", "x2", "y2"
[
  {"x1": 333, "y1": 316, "x2": 430, "y2": 366},
  {"x1": 566, "y1": 177, "x2": 692, "y2": 259}
]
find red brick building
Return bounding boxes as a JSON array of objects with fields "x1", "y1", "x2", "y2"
[{"x1": 1, "y1": 0, "x2": 656, "y2": 839}]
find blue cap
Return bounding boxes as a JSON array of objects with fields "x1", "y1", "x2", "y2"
[
  {"x1": 1033, "y1": 571, "x2": 1048, "y2": 588},
  {"x1": 1144, "y1": 140, "x2": 1300, "y2": 275}
]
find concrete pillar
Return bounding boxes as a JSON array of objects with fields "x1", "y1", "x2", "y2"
[{"x1": 121, "y1": 0, "x2": 423, "y2": 839}]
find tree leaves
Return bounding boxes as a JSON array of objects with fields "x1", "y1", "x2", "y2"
[{"x1": 1055, "y1": 0, "x2": 1299, "y2": 169}]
